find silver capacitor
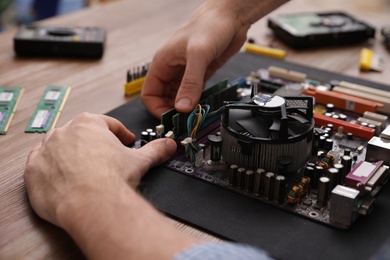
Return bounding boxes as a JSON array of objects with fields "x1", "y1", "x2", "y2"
[
  {"x1": 245, "y1": 170, "x2": 254, "y2": 193},
  {"x1": 273, "y1": 175, "x2": 286, "y2": 204},
  {"x1": 237, "y1": 168, "x2": 246, "y2": 190},
  {"x1": 229, "y1": 165, "x2": 238, "y2": 187},
  {"x1": 253, "y1": 168, "x2": 265, "y2": 197},
  {"x1": 263, "y1": 172, "x2": 275, "y2": 201},
  {"x1": 317, "y1": 176, "x2": 330, "y2": 208}
]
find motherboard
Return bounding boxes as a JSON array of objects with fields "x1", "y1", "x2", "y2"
[{"x1": 135, "y1": 65, "x2": 390, "y2": 230}]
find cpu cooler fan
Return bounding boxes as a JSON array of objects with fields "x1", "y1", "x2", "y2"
[{"x1": 220, "y1": 86, "x2": 314, "y2": 174}]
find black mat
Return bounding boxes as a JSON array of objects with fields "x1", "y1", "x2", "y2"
[{"x1": 107, "y1": 53, "x2": 390, "y2": 260}]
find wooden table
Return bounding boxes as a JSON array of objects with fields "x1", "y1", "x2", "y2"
[{"x1": 1, "y1": 0, "x2": 389, "y2": 258}]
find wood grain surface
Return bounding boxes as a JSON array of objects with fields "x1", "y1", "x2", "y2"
[{"x1": 0, "y1": 0, "x2": 389, "y2": 258}]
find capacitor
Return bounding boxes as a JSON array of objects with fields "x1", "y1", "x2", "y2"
[
  {"x1": 245, "y1": 170, "x2": 254, "y2": 193},
  {"x1": 360, "y1": 122, "x2": 368, "y2": 127},
  {"x1": 207, "y1": 135, "x2": 223, "y2": 162},
  {"x1": 312, "y1": 132, "x2": 320, "y2": 155},
  {"x1": 149, "y1": 132, "x2": 157, "y2": 141},
  {"x1": 324, "y1": 138, "x2": 334, "y2": 151},
  {"x1": 274, "y1": 175, "x2": 286, "y2": 204},
  {"x1": 327, "y1": 124, "x2": 334, "y2": 129},
  {"x1": 253, "y1": 168, "x2": 265, "y2": 197},
  {"x1": 319, "y1": 136, "x2": 326, "y2": 149},
  {"x1": 237, "y1": 167, "x2": 246, "y2": 190},
  {"x1": 305, "y1": 166, "x2": 316, "y2": 182},
  {"x1": 263, "y1": 172, "x2": 275, "y2": 201},
  {"x1": 327, "y1": 168, "x2": 339, "y2": 193},
  {"x1": 229, "y1": 164, "x2": 238, "y2": 187},
  {"x1": 341, "y1": 155, "x2": 352, "y2": 177},
  {"x1": 141, "y1": 131, "x2": 149, "y2": 146},
  {"x1": 313, "y1": 165, "x2": 324, "y2": 188},
  {"x1": 347, "y1": 132, "x2": 353, "y2": 140},
  {"x1": 307, "y1": 162, "x2": 316, "y2": 167},
  {"x1": 339, "y1": 114, "x2": 347, "y2": 121},
  {"x1": 141, "y1": 131, "x2": 149, "y2": 140},
  {"x1": 332, "y1": 114, "x2": 340, "y2": 120},
  {"x1": 326, "y1": 103, "x2": 334, "y2": 113},
  {"x1": 325, "y1": 112, "x2": 333, "y2": 117},
  {"x1": 317, "y1": 176, "x2": 330, "y2": 208},
  {"x1": 324, "y1": 127, "x2": 333, "y2": 136},
  {"x1": 333, "y1": 163, "x2": 345, "y2": 184}
]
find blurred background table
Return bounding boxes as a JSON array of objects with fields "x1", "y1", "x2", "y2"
[{"x1": 0, "y1": 0, "x2": 389, "y2": 258}]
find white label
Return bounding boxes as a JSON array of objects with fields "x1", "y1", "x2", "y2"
[
  {"x1": 353, "y1": 161, "x2": 376, "y2": 177},
  {"x1": 45, "y1": 91, "x2": 60, "y2": 101},
  {"x1": 0, "y1": 92, "x2": 14, "y2": 102},
  {"x1": 31, "y1": 110, "x2": 50, "y2": 128}
]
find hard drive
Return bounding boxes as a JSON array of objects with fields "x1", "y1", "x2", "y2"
[
  {"x1": 14, "y1": 25, "x2": 105, "y2": 58},
  {"x1": 268, "y1": 12, "x2": 376, "y2": 49}
]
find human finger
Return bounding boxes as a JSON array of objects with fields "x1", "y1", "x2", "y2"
[
  {"x1": 97, "y1": 115, "x2": 136, "y2": 145},
  {"x1": 174, "y1": 48, "x2": 209, "y2": 113},
  {"x1": 141, "y1": 60, "x2": 182, "y2": 118},
  {"x1": 127, "y1": 137, "x2": 177, "y2": 179},
  {"x1": 71, "y1": 113, "x2": 136, "y2": 146}
]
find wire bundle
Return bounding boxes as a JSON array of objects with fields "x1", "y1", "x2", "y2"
[{"x1": 185, "y1": 104, "x2": 225, "y2": 164}]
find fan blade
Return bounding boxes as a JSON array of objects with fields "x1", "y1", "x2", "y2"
[
  {"x1": 236, "y1": 117, "x2": 270, "y2": 138},
  {"x1": 287, "y1": 114, "x2": 311, "y2": 136},
  {"x1": 288, "y1": 114, "x2": 309, "y2": 124}
]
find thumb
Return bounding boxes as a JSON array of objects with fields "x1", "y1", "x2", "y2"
[
  {"x1": 134, "y1": 138, "x2": 177, "y2": 175},
  {"x1": 175, "y1": 54, "x2": 208, "y2": 113}
]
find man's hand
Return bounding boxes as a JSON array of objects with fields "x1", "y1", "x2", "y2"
[
  {"x1": 141, "y1": 0, "x2": 288, "y2": 118},
  {"x1": 24, "y1": 112, "x2": 177, "y2": 227},
  {"x1": 141, "y1": 0, "x2": 249, "y2": 118},
  {"x1": 24, "y1": 113, "x2": 203, "y2": 259}
]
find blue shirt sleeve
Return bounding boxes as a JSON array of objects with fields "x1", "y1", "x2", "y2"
[{"x1": 173, "y1": 242, "x2": 273, "y2": 260}]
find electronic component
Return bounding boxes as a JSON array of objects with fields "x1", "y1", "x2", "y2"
[
  {"x1": 220, "y1": 94, "x2": 314, "y2": 173},
  {"x1": 268, "y1": 66, "x2": 306, "y2": 82},
  {"x1": 316, "y1": 177, "x2": 330, "y2": 208},
  {"x1": 330, "y1": 185, "x2": 360, "y2": 228},
  {"x1": 359, "y1": 48, "x2": 384, "y2": 72},
  {"x1": 366, "y1": 137, "x2": 390, "y2": 166},
  {"x1": 381, "y1": 125, "x2": 390, "y2": 140},
  {"x1": 333, "y1": 81, "x2": 390, "y2": 114},
  {"x1": 135, "y1": 62, "x2": 390, "y2": 230},
  {"x1": 14, "y1": 25, "x2": 105, "y2": 58},
  {"x1": 0, "y1": 87, "x2": 24, "y2": 135},
  {"x1": 25, "y1": 86, "x2": 71, "y2": 133},
  {"x1": 344, "y1": 160, "x2": 387, "y2": 194},
  {"x1": 313, "y1": 114, "x2": 375, "y2": 139},
  {"x1": 124, "y1": 63, "x2": 149, "y2": 96},
  {"x1": 303, "y1": 87, "x2": 384, "y2": 114},
  {"x1": 268, "y1": 12, "x2": 375, "y2": 49},
  {"x1": 244, "y1": 43, "x2": 286, "y2": 59}
]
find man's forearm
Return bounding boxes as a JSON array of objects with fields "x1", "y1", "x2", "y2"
[{"x1": 57, "y1": 183, "x2": 201, "y2": 260}]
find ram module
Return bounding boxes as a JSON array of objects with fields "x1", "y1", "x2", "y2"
[
  {"x1": 25, "y1": 86, "x2": 71, "y2": 133},
  {"x1": 0, "y1": 87, "x2": 24, "y2": 135}
]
